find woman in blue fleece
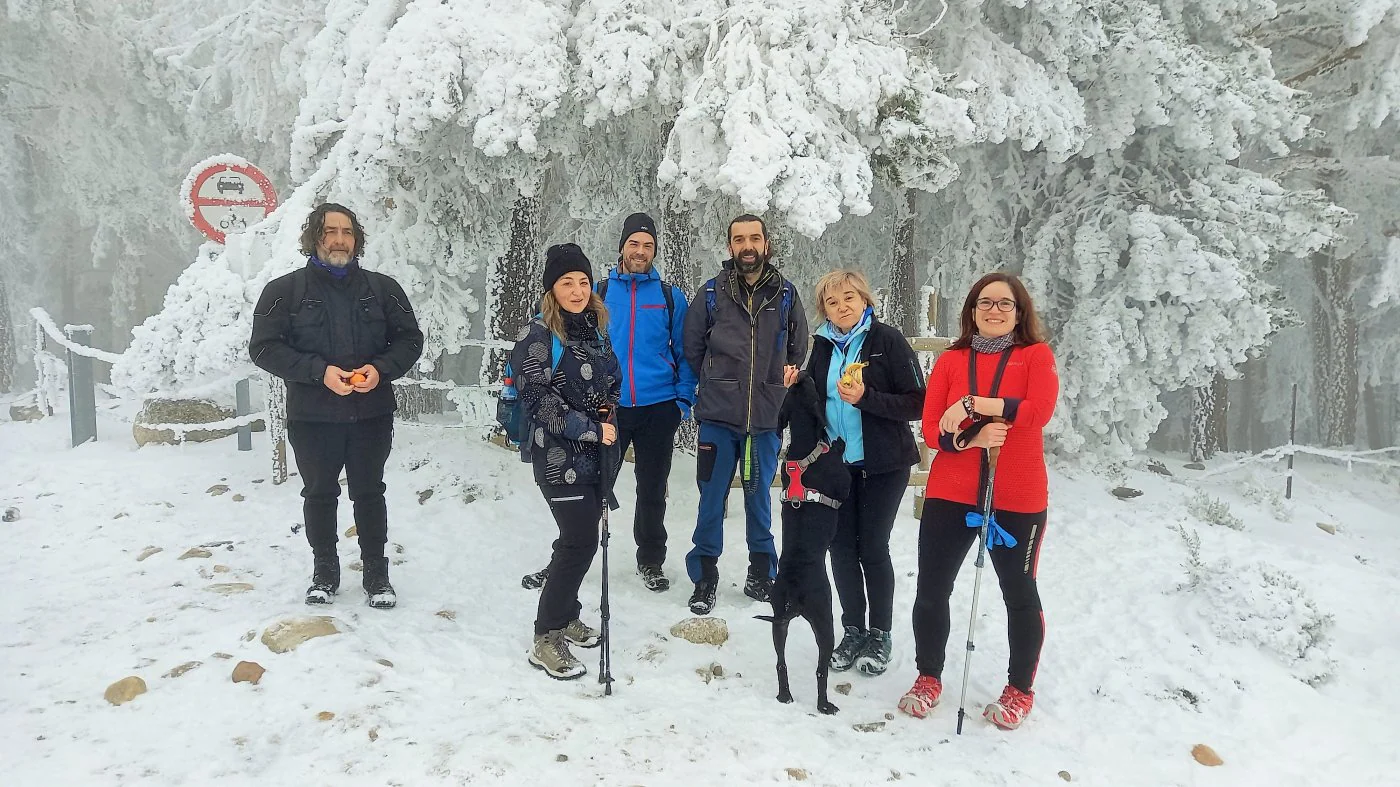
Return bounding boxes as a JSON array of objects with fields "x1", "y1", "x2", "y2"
[{"x1": 806, "y1": 270, "x2": 926, "y2": 676}]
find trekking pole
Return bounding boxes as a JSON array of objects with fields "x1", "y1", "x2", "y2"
[
  {"x1": 597, "y1": 406, "x2": 616, "y2": 695},
  {"x1": 956, "y1": 438, "x2": 1001, "y2": 734}
]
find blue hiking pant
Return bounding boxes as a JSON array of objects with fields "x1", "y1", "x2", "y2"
[{"x1": 685, "y1": 422, "x2": 781, "y2": 583}]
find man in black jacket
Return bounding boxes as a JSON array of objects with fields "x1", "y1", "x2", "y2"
[
  {"x1": 249, "y1": 203, "x2": 423, "y2": 608},
  {"x1": 681, "y1": 214, "x2": 808, "y2": 615}
]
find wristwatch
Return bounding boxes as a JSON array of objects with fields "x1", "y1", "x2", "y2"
[{"x1": 961, "y1": 394, "x2": 975, "y2": 417}]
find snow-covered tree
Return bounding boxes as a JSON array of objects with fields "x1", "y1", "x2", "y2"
[{"x1": 914, "y1": 0, "x2": 1348, "y2": 459}]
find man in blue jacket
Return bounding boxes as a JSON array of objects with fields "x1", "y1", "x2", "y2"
[
  {"x1": 681, "y1": 214, "x2": 808, "y2": 615},
  {"x1": 598, "y1": 213, "x2": 698, "y2": 592}
]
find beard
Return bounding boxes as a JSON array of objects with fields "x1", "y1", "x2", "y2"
[
  {"x1": 621, "y1": 253, "x2": 653, "y2": 274},
  {"x1": 733, "y1": 248, "x2": 768, "y2": 276},
  {"x1": 320, "y1": 249, "x2": 353, "y2": 267}
]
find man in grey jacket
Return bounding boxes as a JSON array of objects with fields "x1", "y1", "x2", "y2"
[{"x1": 682, "y1": 214, "x2": 808, "y2": 615}]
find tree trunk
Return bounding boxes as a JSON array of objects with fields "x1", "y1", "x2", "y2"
[
  {"x1": 1362, "y1": 380, "x2": 1395, "y2": 448},
  {"x1": 1211, "y1": 372, "x2": 1228, "y2": 454},
  {"x1": 661, "y1": 122, "x2": 702, "y2": 453},
  {"x1": 1311, "y1": 248, "x2": 1358, "y2": 447},
  {"x1": 1190, "y1": 382, "x2": 1218, "y2": 462},
  {"x1": 0, "y1": 270, "x2": 14, "y2": 393},
  {"x1": 483, "y1": 193, "x2": 543, "y2": 381},
  {"x1": 887, "y1": 189, "x2": 919, "y2": 335}
]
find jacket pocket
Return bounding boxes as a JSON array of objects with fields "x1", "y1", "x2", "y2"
[
  {"x1": 698, "y1": 378, "x2": 740, "y2": 422},
  {"x1": 358, "y1": 296, "x2": 387, "y2": 352},
  {"x1": 696, "y1": 441, "x2": 717, "y2": 482},
  {"x1": 289, "y1": 300, "x2": 327, "y2": 354}
]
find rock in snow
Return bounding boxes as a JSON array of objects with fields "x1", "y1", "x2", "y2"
[
  {"x1": 669, "y1": 618, "x2": 729, "y2": 646},
  {"x1": 104, "y1": 676, "x2": 147, "y2": 705},
  {"x1": 261, "y1": 616, "x2": 341, "y2": 654}
]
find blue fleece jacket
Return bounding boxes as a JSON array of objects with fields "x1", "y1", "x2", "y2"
[
  {"x1": 599, "y1": 267, "x2": 698, "y2": 412},
  {"x1": 816, "y1": 308, "x2": 873, "y2": 464}
]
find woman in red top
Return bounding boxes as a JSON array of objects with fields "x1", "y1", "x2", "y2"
[{"x1": 897, "y1": 273, "x2": 1058, "y2": 731}]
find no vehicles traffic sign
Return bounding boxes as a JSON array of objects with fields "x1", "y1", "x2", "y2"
[{"x1": 182, "y1": 156, "x2": 277, "y2": 244}]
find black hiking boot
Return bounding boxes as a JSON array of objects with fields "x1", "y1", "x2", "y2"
[
  {"x1": 743, "y1": 567, "x2": 773, "y2": 603},
  {"x1": 305, "y1": 555, "x2": 340, "y2": 605},
  {"x1": 638, "y1": 564, "x2": 671, "y2": 593},
  {"x1": 689, "y1": 579, "x2": 718, "y2": 616},
  {"x1": 521, "y1": 566, "x2": 549, "y2": 590},
  {"x1": 362, "y1": 556, "x2": 396, "y2": 609}
]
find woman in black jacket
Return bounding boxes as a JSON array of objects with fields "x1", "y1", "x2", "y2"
[
  {"x1": 509, "y1": 243, "x2": 621, "y2": 680},
  {"x1": 807, "y1": 270, "x2": 926, "y2": 676}
]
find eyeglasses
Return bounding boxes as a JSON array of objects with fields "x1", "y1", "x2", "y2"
[{"x1": 975, "y1": 298, "x2": 1017, "y2": 313}]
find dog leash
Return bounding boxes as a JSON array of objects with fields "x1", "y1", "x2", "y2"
[{"x1": 780, "y1": 441, "x2": 843, "y2": 509}]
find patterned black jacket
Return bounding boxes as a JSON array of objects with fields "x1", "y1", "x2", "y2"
[{"x1": 509, "y1": 309, "x2": 622, "y2": 487}]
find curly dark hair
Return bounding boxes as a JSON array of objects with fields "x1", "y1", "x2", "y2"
[{"x1": 299, "y1": 202, "x2": 367, "y2": 259}]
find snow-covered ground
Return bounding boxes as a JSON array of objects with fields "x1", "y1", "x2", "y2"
[{"x1": 2, "y1": 408, "x2": 1396, "y2": 786}]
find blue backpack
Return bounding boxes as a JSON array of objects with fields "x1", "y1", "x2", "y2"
[{"x1": 496, "y1": 321, "x2": 563, "y2": 446}]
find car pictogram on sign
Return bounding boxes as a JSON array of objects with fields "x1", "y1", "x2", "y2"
[{"x1": 183, "y1": 157, "x2": 277, "y2": 244}]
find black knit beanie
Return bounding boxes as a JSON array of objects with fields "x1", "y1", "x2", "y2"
[
  {"x1": 542, "y1": 243, "x2": 594, "y2": 292},
  {"x1": 618, "y1": 213, "x2": 658, "y2": 252}
]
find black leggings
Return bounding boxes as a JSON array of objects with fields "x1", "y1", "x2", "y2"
[
  {"x1": 828, "y1": 466, "x2": 908, "y2": 632},
  {"x1": 912, "y1": 497, "x2": 1047, "y2": 693},
  {"x1": 535, "y1": 485, "x2": 601, "y2": 635}
]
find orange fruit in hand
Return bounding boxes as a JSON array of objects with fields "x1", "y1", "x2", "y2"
[{"x1": 349, "y1": 372, "x2": 367, "y2": 385}]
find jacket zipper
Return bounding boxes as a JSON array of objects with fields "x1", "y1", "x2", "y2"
[
  {"x1": 628, "y1": 279, "x2": 638, "y2": 407},
  {"x1": 742, "y1": 271, "x2": 781, "y2": 433}
]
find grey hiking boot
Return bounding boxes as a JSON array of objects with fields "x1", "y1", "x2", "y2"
[
  {"x1": 563, "y1": 618, "x2": 601, "y2": 649},
  {"x1": 638, "y1": 564, "x2": 671, "y2": 593},
  {"x1": 528, "y1": 630, "x2": 586, "y2": 680},
  {"x1": 855, "y1": 628, "x2": 892, "y2": 676},
  {"x1": 830, "y1": 625, "x2": 868, "y2": 672}
]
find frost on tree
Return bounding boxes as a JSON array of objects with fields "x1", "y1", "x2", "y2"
[
  {"x1": 1255, "y1": 1, "x2": 1400, "y2": 447},
  {"x1": 659, "y1": 0, "x2": 973, "y2": 240},
  {"x1": 917, "y1": 0, "x2": 1348, "y2": 458}
]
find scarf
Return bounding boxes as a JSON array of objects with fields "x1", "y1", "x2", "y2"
[
  {"x1": 971, "y1": 332, "x2": 1015, "y2": 354},
  {"x1": 310, "y1": 255, "x2": 354, "y2": 279}
]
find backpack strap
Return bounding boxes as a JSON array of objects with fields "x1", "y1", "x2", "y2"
[
  {"x1": 703, "y1": 278, "x2": 718, "y2": 334},
  {"x1": 775, "y1": 280, "x2": 795, "y2": 358},
  {"x1": 597, "y1": 277, "x2": 609, "y2": 301},
  {"x1": 661, "y1": 281, "x2": 679, "y2": 381},
  {"x1": 289, "y1": 267, "x2": 308, "y2": 317}
]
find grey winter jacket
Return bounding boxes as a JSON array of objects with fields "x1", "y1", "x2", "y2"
[{"x1": 682, "y1": 261, "x2": 809, "y2": 434}]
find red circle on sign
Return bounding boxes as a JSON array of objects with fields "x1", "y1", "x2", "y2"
[{"x1": 187, "y1": 162, "x2": 277, "y2": 244}]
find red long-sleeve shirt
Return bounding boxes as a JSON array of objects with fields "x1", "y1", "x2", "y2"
[{"x1": 922, "y1": 343, "x2": 1059, "y2": 513}]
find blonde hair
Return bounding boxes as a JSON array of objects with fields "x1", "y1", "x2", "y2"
[
  {"x1": 812, "y1": 269, "x2": 877, "y2": 321},
  {"x1": 540, "y1": 290, "x2": 610, "y2": 340}
]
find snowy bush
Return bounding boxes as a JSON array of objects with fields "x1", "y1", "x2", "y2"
[
  {"x1": 1175, "y1": 525, "x2": 1336, "y2": 686},
  {"x1": 1186, "y1": 491, "x2": 1244, "y2": 531}
]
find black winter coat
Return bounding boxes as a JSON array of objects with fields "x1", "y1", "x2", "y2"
[
  {"x1": 510, "y1": 309, "x2": 623, "y2": 487},
  {"x1": 807, "y1": 317, "x2": 924, "y2": 475},
  {"x1": 249, "y1": 262, "x2": 424, "y2": 423}
]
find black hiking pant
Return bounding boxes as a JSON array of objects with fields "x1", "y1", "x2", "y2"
[
  {"x1": 287, "y1": 415, "x2": 394, "y2": 562},
  {"x1": 616, "y1": 400, "x2": 682, "y2": 567},
  {"x1": 912, "y1": 497, "x2": 1048, "y2": 693},
  {"x1": 535, "y1": 484, "x2": 602, "y2": 635},
  {"x1": 829, "y1": 466, "x2": 909, "y2": 633}
]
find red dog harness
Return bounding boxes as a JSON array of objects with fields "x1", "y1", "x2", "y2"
[{"x1": 780, "y1": 441, "x2": 843, "y2": 509}]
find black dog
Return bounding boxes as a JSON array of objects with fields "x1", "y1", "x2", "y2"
[{"x1": 757, "y1": 371, "x2": 851, "y2": 715}]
